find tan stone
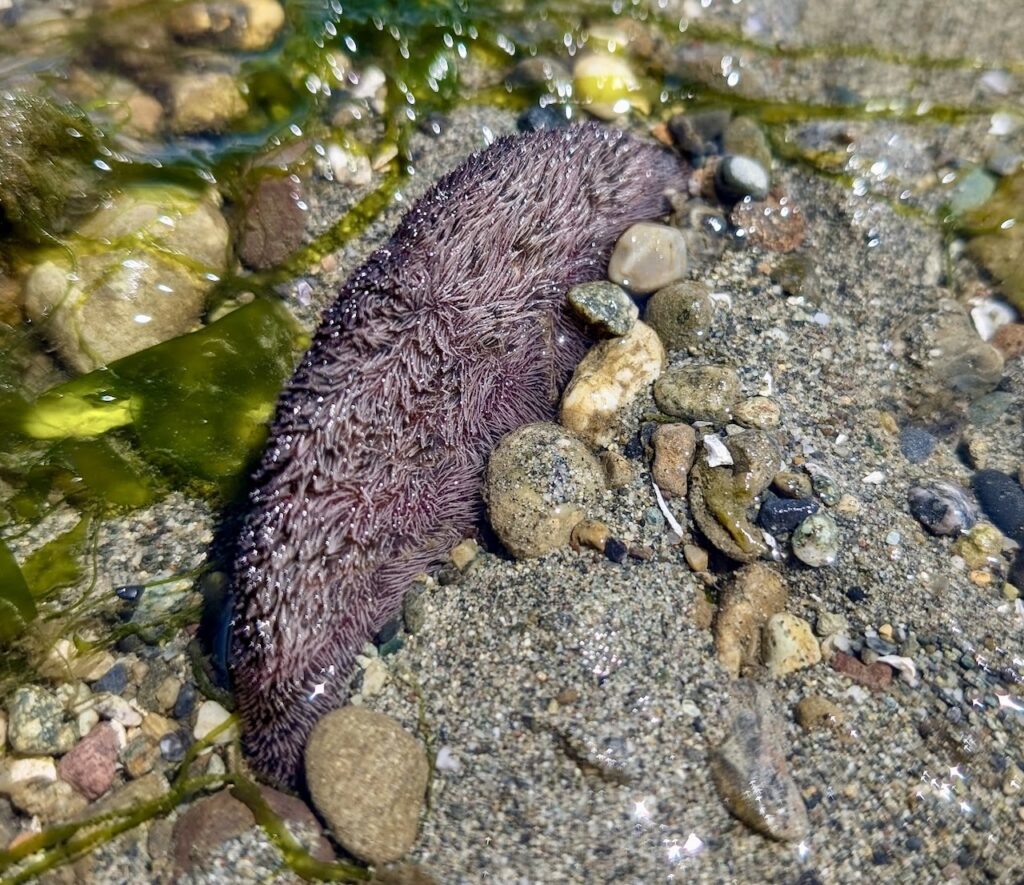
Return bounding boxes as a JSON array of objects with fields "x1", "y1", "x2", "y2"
[{"x1": 560, "y1": 320, "x2": 665, "y2": 447}]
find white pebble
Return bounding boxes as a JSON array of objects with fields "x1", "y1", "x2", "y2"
[{"x1": 193, "y1": 700, "x2": 238, "y2": 744}]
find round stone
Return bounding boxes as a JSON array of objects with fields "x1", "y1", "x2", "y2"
[
  {"x1": 899, "y1": 426, "x2": 937, "y2": 464},
  {"x1": 607, "y1": 223, "x2": 687, "y2": 294},
  {"x1": 305, "y1": 707, "x2": 429, "y2": 865},
  {"x1": 907, "y1": 480, "x2": 977, "y2": 536},
  {"x1": 486, "y1": 423, "x2": 605, "y2": 558},
  {"x1": 733, "y1": 396, "x2": 781, "y2": 429},
  {"x1": 972, "y1": 469, "x2": 1024, "y2": 542},
  {"x1": 716, "y1": 155, "x2": 770, "y2": 202},
  {"x1": 643, "y1": 280, "x2": 713, "y2": 350},
  {"x1": 791, "y1": 513, "x2": 839, "y2": 567}
]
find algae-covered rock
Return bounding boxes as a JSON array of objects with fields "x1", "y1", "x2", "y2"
[
  {"x1": 0, "y1": 92, "x2": 100, "y2": 239},
  {"x1": 23, "y1": 185, "x2": 230, "y2": 373}
]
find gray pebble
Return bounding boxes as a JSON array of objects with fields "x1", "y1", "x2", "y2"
[
  {"x1": 643, "y1": 280, "x2": 713, "y2": 350},
  {"x1": 791, "y1": 513, "x2": 840, "y2": 567},
  {"x1": 607, "y1": 223, "x2": 687, "y2": 294},
  {"x1": 899, "y1": 426, "x2": 936, "y2": 464},
  {"x1": 567, "y1": 281, "x2": 637, "y2": 337}
]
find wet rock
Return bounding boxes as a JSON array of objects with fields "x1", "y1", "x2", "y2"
[
  {"x1": 831, "y1": 651, "x2": 892, "y2": 691},
  {"x1": 193, "y1": 700, "x2": 237, "y2": 744},
  {"x1": 3, "y1": 756, "x2": 57, "y2": 790},
  {"x1": 559, "y1": 321, "x2": 665, "y2": 447},
  {"x1": 89, "y1": 693, "x2": 143, "y2": 727},
  {"x1": 237, "y1": 175, "x2": 307, "y2": 271},
  {"x1": 570, "y1": 519, "x2": 611, "y2": 555},
  {"x1": 708, "y1": 680, "x2": 809, "y2": 842},
  {"x1": 769, "y1": 253, "x2": 820, "y2": 303},
  {"x1": 899, "y1": 426, "x2": 937, "y2": 464},
  {"x1": 567, "y1": 281, "x2": 637, "y2": 337},
  {"x1": 722, "y1": 116, "x2": 772, "y2": 171},
  {"x1": 607, "y1": 223, "x2": 687, "y2": 294},
  {"x1": 8, "y1": 776, "x2": 87, "y2": 824},
  {"x1": 667, "y1": 109, "x2": 731, "y2": 159},
  {"x1": 901, "y1": 295, "x2": 1004, "y2": 397},
  {"x1": 8, "y1": 686, "x2": 76, "y2": 755},
  {"x1": 598, "y1": 450, "x2": 635, "y2": 488},
  {"x1": 486, "y1": 423, "x2": 605, "y2": 558},
  {"x1": 762, "y1": 613, "x2": 821, "y2": 677},
  {"x1": 650, "y1": 423, "x2": 696, "y2": 498},
  {"x1": 972, "y1": 469, "x2": 1024, "y2": 541},
  {"x1": 61, "y1": 68, "x2": 163, "y2": 138},
  {"x1": 167, "y1": 71, "x2": 248, "y2": 134},
  {"x1": 964, "y1": 170, "x2": 1024, "y2": 310},
  {"x1": 992, "y1": 322, "x2": 1024, "y2": 359},
  {"x1": 517, "y1": 105, "x2": 572, "y2": 133},
  {"x1": 572, "y1": 53, "x2": 645, "y2": 120},
  {"x1": 168, "y1": 0, "x2": 286, "y2": 51},
  {"x1": 714, "y1": 563, "x2": 788, "y2": 677},
  {"x1": 771, "y1": 471, "x2": 812, "y2": 499},
  {"x1": 505, "y1": 56, "x2": 572, "y2": 95},
  {"x1": 809, "y1": 469, "x2": 841, "y2": 506},
  {"x1": 733, "y1": 396, "x2": 781, "y2": 429},
  {"x1": 716, "y1": 155, "x2": 770, "y2": 202},
  {"x1": 907, "y1": 480, "x2": 977, "y2": 536},
  {"x1": 730, "y1": 195, "x2": 806, "y2": 253},
  {"x1": 305, "y1": 707, "x2": 429, "y2": 865},
  {"x1": 654, "y1": 364, "x2": 740, "y2": 424},
  {"x1": 22, "y1": 185, "x2": 230, "y2": 373},
  {"x1": 92, "y1": 663, "x2": 129, "y2": 696},
  {"x1": 791, "y1": 513, "x2": 839, "y2": 567},
  {"x1": 642, "y1": 280, "x2": 713, "y2": 350},
  {"x1": 947, "y1": 167, "x2": 997, "y2": 216},
  {"x1": 758, "y1": 491, "x2": 819, "y2": 535},
  {"x1": 689, "y1": 431, "x2": 778, "y2": 562},
  {"x1": 57, "y1": 723, "x2": 120, "y2": 801},
  {"x1": 122, "y1": 734, "x2": 161, "y2": 779},
  {"x1": 172, "y1": 786, "x2": 334, "y2": 873},
  {"x1": 953, "y1": 522, "x2": 1005, "y2": 569},
  {"x1": 794, "y1": 696, "x2": 844, "y2": 732}
]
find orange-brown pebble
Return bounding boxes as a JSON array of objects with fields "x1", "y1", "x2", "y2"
[
  {"x1": 651, "y1": 423, "x2": 697, "y2": 498},
  {"x1": 992, "y1": 323, "x2": 1024, "y2": 360},
  {"x1": 598, "y1": 451, "x2": 635, "y2": 489},
  {"x1": 683, "y1": 543, "x2": 709, "y2": 572},
  {"x1": 570, "y1": 519, "x2": 610, "y2": 553}
]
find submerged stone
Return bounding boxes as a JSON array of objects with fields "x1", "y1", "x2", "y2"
[{"x1": 708, "y1": 680, "x2": 810, "y2": 841}]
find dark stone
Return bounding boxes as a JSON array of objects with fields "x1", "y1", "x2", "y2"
[
  {"x1": 757, "y1": 491, "x2": 819, "y2": 535},
  {"x1": 378, "y1": 636, "x2": 404, "y2": 657},
  {"x1": 667, "y1": 110, "x2": 731, "y2": 159},
  {"x1": 517, "y1": 105, "x2": 571, "y2": 133},
  {"x1": 172, "y1": 682, "x2": 197, "y2": 721},
  {"x1": 972, "y1": 469, "x2": 1024, "y2": 541},
  {"x1": 159, "y1": 730, "x2": 189, "y2": 763},
  {"x1": 604, "y1": 538, "x2": 628, "y2": 564},
  {"x1": 906, "y1": 836, "x2": 923, "y2": 851},
  {"x1": 374, "y1": 618, "x2": 401, "y2": 645},
  {"x1": 899, "y1": 426, "x2": 936, "y2": 463},
  {"x1": 846, "y1": 586, "x2": 866, "y2": 602},
  {"x1": 92, "y1": 663, "x2": 129, "y2": 694},
  {"x1": 908, "y1": 480, "x2": 978, "y2": 536},
  {"x1": 872, "y1": 848, "x2": 891, "y2": 866},
  {"x1": 115, "y1": 584, "x2": 144, "y2": 602},
  {"x1": 237, "y1": 176, "x2": 307, "y2": 271}
]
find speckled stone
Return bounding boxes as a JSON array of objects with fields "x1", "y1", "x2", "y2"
[
  {"x1": 486, "y1": 422, "x2": 605, "y2": 558},
  {"x1": 654, "y1": 364, "x2": 740, "y2": 424},
  {"x1": 566, "y1": 281, "x2": 638, "y2": 337},
  {"x1": 762, "y1": 613, "x2": 822, "y2": 677},
  {"x1": 8, "y1": 686, "x2": 76, "y2": 755},
  {"x1": 305, "y1": 707, "x2": 428, "y2": 865},
  {"x1": 791, "y1": 513, "x2": 840, "y2": 567},
  {"x1": 642, "y1": 280, "x2": 714, "y2": 350},
  {"x1": 650, "y1": 423, "x2": 697, "y2": 498}
]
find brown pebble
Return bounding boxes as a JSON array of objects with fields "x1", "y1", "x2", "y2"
[
  {"x1": 598, "y1": 450, "x2": 636, "y2": 488},
  {"x1": 651, "y1": 423, "x2": 696, "y2": 498},
  {"x1": 831, "y1": 651, "x2": 893, "y2": 690},
  {"x1": 730, "y1": 194, "x2": 806, "y2": 252},
  {"x1": 449, "y1": 539, "x2": 479, "y2": 571},
  {"x1": 683, "y1": 543, "x2": 709, "y2": 572},
  {"x1": 794, "y1": 695, "x2": 845, "y2": 731},
  {"x1": 555, "y1": 688, "x2": 580, "y2": 705},
  {"x1": 570, "y1": 519, "x2": 610, "y2": 554},
  {"x1": 992, "y1": 322, "x2": 1024, "y2": 359}
]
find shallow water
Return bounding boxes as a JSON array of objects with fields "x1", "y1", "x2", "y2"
[{"x1": 1, "y1": 0, "x2": 1023, "y2": 881}]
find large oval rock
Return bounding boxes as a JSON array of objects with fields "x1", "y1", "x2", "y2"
[
  {"x1": 486, "y1": 422, "x2": 605, "y2": 558},
  {"x1": 559, "y1": 320, "x2": 665, "y2": 447},
  {"x1": 305, "y1": 707, "x2": 429, "y2": 866},
  {"x1": 23, "y1": 185, "x2": 230, "y2": 373},
  {"x1": 607, "y1": 222, "x2": 687, "y2": 294},
  {"x1": 654, "y1": 364, "x2": 740, "y2": 425}
]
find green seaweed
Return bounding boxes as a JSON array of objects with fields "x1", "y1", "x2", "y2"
[
  {"x1": 0, "y1": 540, "x2": 36, "y2": 644},
  {"x1": 23, "y1": 297, "x2": 305, "y2": 497},
  {"x1": 20, "y1": 515, "x2": 92, "y2": 600}
]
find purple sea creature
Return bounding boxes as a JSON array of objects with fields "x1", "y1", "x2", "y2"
[{"x1": 230, "y1": 122, "x2": 687, "y2": 785}]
